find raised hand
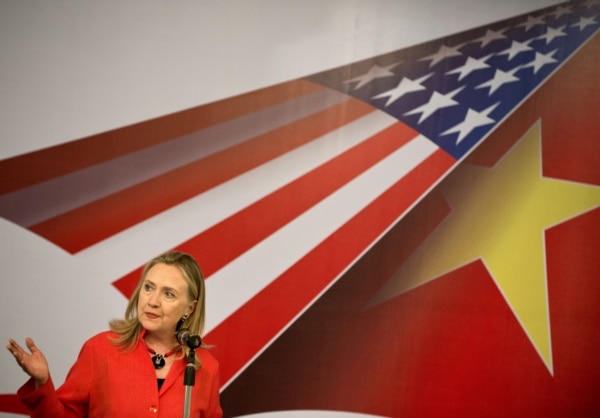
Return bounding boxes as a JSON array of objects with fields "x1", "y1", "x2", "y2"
[{"x1": 6, "y1": 338, "x2": 50, "y2": 387}]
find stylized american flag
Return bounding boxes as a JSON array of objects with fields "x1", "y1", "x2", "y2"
[{"x1": 0, "y1": 1, "x2": 598, "y2": 404}]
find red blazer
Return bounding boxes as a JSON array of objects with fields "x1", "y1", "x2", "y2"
[{"x1": 18, "y1": 330, "x2": 223, "y2": 418}]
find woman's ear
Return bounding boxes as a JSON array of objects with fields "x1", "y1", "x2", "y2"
[{"x1": 185, "y1": 300, "x2": 197, "y2": 317}]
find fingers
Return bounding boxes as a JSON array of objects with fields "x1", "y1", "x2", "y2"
[
  {"x1": 7, "y1": 337, "x2": 38, "y2": 351},
  {"x1": 6, "y1": 341, "x2": 26, "y2": 372},
  {"x1": 6, "y1": 338, "x2": 39, "y2": 362},
  {"x1": 6, "y1": 338, "x2": 25, "y2": 358},
  {"x1": 25, "y1": 337, "x2": 40, "y2": 353}
]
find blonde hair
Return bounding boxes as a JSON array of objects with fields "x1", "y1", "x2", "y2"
[{"x1": 109, "y1": 251, "x2": 206, "y2": 362}]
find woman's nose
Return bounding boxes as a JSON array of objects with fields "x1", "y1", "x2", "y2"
[{"x1": 148, "y1": 292, "x2": 160, "y2": 307}]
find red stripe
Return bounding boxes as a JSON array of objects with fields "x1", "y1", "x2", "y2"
[
  {"x1": 178, "y1": 123, "x2": 421, "y2": 276},
  {"x1": 0, "y1": 80, "x2": 322, "y2": 195},
  {"x1": 205, "y1": 148, "x2": 455, "y2": 386},
  {"x1": 30, "y1": 99, "x2": 374, "y2": 254},
  {"x1": 113, "y1": 120, "x2": 419, "y2": 297}
]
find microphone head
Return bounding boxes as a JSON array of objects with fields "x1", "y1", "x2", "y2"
[
  {"x1": 176, "y1": 328, "x2": 191, "y2": 345},
  {"x1": 176, "y1": 328, "x2": 202, "y2": 349},
  {"x1": 187, "y1": 334, "x2": 202, "y2": 349}
]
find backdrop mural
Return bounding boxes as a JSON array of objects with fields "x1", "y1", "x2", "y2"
[{"x1": 1, "y1": 1, "x2": 599, "y2": 417}]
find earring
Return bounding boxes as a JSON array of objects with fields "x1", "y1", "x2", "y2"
[{"x1": 176, "y1": 315, "x2": 188, "y2": 331}]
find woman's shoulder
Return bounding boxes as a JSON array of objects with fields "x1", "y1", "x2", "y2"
[
  {"x1": 196, "y1": 346, "x2": 220, "y2": 371},
  {"x1": 81, "y1": 330, "x2": 121, "y2": 350}
]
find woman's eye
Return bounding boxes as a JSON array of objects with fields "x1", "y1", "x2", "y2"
[
  {"x1": 165, "y1": 291, "x2": 175, "y2": 298},
  {"x1": 143, "y1": 283, "x2": 152, "y2": 291}
]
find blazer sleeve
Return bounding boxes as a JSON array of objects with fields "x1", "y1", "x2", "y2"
[{"x1": 18, "y1": 339, "x2": 95, "y2": 418}]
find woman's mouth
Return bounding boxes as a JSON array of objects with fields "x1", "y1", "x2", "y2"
[{"x1": 145, "y1": 312, "x2": 160, "y2": 319}]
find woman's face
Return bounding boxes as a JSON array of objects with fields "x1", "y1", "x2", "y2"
[{"x1": 137, "y1": 263, "x2": 196, "y2": 338}]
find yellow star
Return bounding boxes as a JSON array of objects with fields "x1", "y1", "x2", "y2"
[{"x1": 369, "y1": 120, "x2": 600, "y2": 374}]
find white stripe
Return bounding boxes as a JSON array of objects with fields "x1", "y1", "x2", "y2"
[
  {"x1": 205, "y1": 134, "x2": 437, "y2": 332},
  {"x1": 0, "y1": 88, "x2": 349, "y2": 226},
  {"x1": 75, "y1": 110, "x2": 398, "y2": 283}
]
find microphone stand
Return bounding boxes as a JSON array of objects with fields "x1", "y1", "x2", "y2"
[
  {"x1": 182, "y1": 348, "x2": 196, "y2": 418},
  {"x1": 177, "y1": 328, "x2": 202, "y2": 418}
]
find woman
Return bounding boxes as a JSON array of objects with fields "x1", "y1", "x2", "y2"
[{"x1": 6, "y1": 251, "x2": 222, "y2": 417}]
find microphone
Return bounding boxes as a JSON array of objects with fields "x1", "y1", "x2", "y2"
[{"x1": 176, "y1": 328, "x2": 202, "y2": 349}]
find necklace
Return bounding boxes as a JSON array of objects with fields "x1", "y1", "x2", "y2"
[{"x1": 145, "y1": 343, "x2": 181, "y2": 370}]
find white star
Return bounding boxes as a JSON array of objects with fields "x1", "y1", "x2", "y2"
[
  {"x1": 446, "y1": 55, "x2": 492, "y2": 81},
  {"x1": 496, "y1": 40, "x2": 534, "y2": 61},
  {"x1": 529, "y1": 25, "x2": 567, "y2": 45},
  {"x1": 420, "y1": 44, "x2": 463, "y2": 68},
  {"x1": 404, "y1": 85, "x2": 465, "y2": 124},
  {"x1": 471, "y1": 29, "x2": 507, "y2": 48},
  {"x1": 343, "y1": 63, "x2": 400, "y2": 90},
  {"x1": 372, "y1": 73, "x2": 433, "y2": 107},
  {"x1": 572, "y1": 16, "x2": 598, "y2": 31},
  {"x1": 440, "y1": 103, "x2": 498, "y2": 145},
  {"x1": 475, "y1": 67, "x2": 521, "y2": 95},
  {"x1": 517, "y1": 15, "x2": 547, "y2": 31},
  {"x1": 521, "y1": 49, "x2": 559, "y2": 74},
  {"x1": 550, "y1": 5, "x2": 571, "y2": 19}
]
